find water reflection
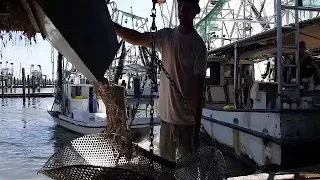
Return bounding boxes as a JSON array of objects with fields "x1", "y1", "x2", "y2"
[
  {"x1": 22, "y1": 117, "x2": 27, "y2": 129},
  {"x1": 50, "y1": 125, "x2": 82, "y2": 152}
]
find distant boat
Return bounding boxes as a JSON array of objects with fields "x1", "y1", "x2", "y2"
[{"x1": 48, "y1": 65, "x2": 160, "y2": 135}]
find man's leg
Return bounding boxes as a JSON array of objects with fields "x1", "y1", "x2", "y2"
[
  {"x1": 176, "y1": 124, "x2": 199, "y2": 180},
  {"x1": 312, "y1": 69, "x2": 320, "y2": 87},
  {"x1": 176, "y1": 124, "x2": 195, "y2": 159},
  {"x1": 159, "y1": 120, "x2": 176, "y2": 162},
  {"x1": 243, "y1": 87, "x2": 248, "y2": 105}
]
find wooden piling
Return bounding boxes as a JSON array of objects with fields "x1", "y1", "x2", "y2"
[
  {"x1": 10, "y1": 78, "x2": 13, "y2": 93},
  {"x1": 27, "y1": 75, "x2": 30, "y2": 99},
  {"x1": 13, "y1": 77, "x2": 16, "y2": 85},
  {"x1": 1, "y1": 74, "x2": 3, "y2": 98},
  {"x1": 4, "y1": 79, "x2": 7, "y2": 94},
  {"x1": 22, "y1": 68, "x2": 26, "y2": 104},
  {"x1": 32, "y1": 76, "x2": 35, "y2": 96},
  {"x1": 13, "y1": 77, "x2": 16, "y2": 93}
]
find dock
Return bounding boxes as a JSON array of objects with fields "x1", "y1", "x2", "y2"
[
  {"x1": 0, "y1": 87, "x2": 54, "y2": 98},
  {"x1": 0, "y1": 93, "x2": 54, "y2": 98}
]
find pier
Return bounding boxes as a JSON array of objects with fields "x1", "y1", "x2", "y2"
[
  {"x1": 0, "y1": 86, "x2": 54, "y2": 98},
  {"x1": 0, "y1": 63, "x2": 55, "y2": 98}
]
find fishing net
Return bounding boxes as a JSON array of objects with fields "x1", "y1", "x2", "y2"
[
  {"x1": 39, "y1": 133, "x2": 227, "y2": 180},
  {"x1": 0, "y1": 0, "x2": 37, "y2": 38},
  {"x1": 39, "y1": 82, "x2": 227, "y2": 179},
  {"x1": 0, "y1": 0, "x2": 37, "y2": 58},
  {"x1": 92, "y1": 82, "x2": 136, "y2": 161}
]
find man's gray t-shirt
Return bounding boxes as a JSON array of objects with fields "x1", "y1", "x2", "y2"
[{"x1": 156, "y1": 27, "x2": 207, "y2": 125}]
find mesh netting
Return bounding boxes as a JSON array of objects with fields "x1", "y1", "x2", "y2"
[{"x1": 39, "y1": 133, "x2": 227, "y2": 180}]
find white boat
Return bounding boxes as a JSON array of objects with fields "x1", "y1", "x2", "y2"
[
  {"x1": 49, "y1": 61, "x2": 160, "y2": 135},
  {"x1": 202, "y1": 17, "x2": 320, "y2": 171}
]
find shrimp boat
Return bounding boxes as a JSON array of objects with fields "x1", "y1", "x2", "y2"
[
  {"x1": 201, "y1": 16, "x2": 320, "y2": 171},
  {"x1": 49, "y1": 55, "x2": 160, "y2": 135}
]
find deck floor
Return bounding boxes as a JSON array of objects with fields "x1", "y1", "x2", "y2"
[{"x1": 228, "y1": 164, "x2": 320, "y2": 179}]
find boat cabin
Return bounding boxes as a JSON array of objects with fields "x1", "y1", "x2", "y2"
[
  {"x1": 66, "y1": 75, "x2": 106, "y2": 115},
  {"x1": 205, "y1": 16, "x2": 320, "y2": 111},
  {"x1": 205, "y1": 56, "x2": 253, "y2": 108}
]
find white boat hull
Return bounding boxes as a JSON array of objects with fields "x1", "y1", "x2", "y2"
[
  {"x1": 201, "y1": 107, "x2": 320, "y2": 170},
  {"x1": 49, "y1": 111, "x2": 160, "y2": 135},
  {"x1": 49, "y1": 112, "x2": 105, "y2": 135}
]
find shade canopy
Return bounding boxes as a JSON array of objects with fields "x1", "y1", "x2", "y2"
[
  {"x1": 22, "y1": 0, "x2": 119, "y2": 82},
  {"x1": 209, "y1": 17, "x2": 320, "y2": 60}
]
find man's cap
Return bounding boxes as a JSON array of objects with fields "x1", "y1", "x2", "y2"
[
  {"x1": 177, "y1": 0, "x2": 200, "y2": 14},
  {"x1": 177, "y1": 0, "x2": 200, "y2": 4}
]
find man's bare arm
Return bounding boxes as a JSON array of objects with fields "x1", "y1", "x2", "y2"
[
  {"x1": 193, "y1": 74, "x2": 205, "y2": 148},
  {"x1": 113, "y1": 23, "x2": 151, "y2": 48}
]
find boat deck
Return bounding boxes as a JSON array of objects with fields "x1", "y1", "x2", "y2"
[{"x1": 228, "y1": 164, "x2": 320, "y2": 179}]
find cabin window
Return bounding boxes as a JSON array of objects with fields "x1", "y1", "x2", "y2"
[
  {"x1": 206, "y1": 68, "x2": 211, "y2": 78},
  {"x1": 206, "y1": 62, "x2": 220, "y2": 85},
  {"x1": 71, "y1": 86, "x2": 82, "y2": 98}
]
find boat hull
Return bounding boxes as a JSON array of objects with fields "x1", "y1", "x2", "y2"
[
  {"x1": 49, "y1": 111, "x2": 105, "y2": 135},
  {"x1": 48, "y1": 110, "x2": 161, "y2": 135},
  {"x1": 202, "y1": 107, "x2": 320, "y2": 170}
]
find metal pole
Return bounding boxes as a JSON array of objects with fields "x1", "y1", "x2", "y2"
[
  {"x1": 234, "y1": 43, "x2": 239, "y2": 109},
  {"x1": 276, "y1": 0, "x2": 283, "y2": 110},
  {"x1": 295, "y1": 0, "x2": 300, "y2": 98},
  {"x1": 51, "y1": 45, "x2": 55, "y2": 93},
  {"x1": 239, "y1": 65, "x2": 243, "y2": 107}
]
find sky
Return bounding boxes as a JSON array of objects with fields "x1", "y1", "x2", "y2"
[
  {"x1": 0, "y1": 0, "x2": 255, "y2": 79},
  {"x1": 1, "y1": 0, "x2": 308, "y2": 80}
]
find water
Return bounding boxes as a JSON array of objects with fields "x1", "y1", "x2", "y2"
[
  {"x1": 0, "y1": 97, "x2": 81, "y2": 180},
  {"x1": 0, "y1": 97, "x2": 252, "y2": 179}
]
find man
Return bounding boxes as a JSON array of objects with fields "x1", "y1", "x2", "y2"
[
  {"x1": 291, "y1": 41, "x2": 320, "y2": 90},
  {"x1": 113, "y1": 0, "x2": 207, "y2": 162},
  {"x1": 243, "y1": 71, "x2": 253, "y2": 106}
]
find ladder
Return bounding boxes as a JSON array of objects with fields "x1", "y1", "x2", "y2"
[{"x1": 276, "y1": 0, "x2": 320, "y2": 110}]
